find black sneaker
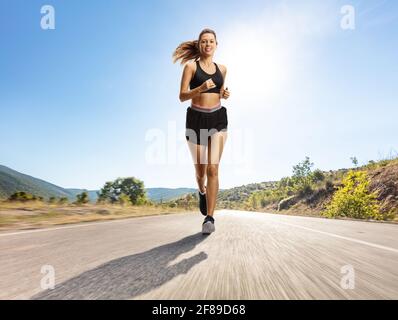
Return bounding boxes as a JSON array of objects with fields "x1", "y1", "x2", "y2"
[
  {"x1": 202, "y1": 215, "x2": 215, "y2": 235},
  {"x1": 198, "y1": 190, "x2": 207, "y2": 216}
]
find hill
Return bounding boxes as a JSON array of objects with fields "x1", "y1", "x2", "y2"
[
  {"x1": 217, "y1": 181, "x2": 277, "y2": 208},
  {"x1": 216, "y1": 157, "x2": 398, "y2": 221},
  {"x1": 145, "y1": 187, "x2": 197, "y2": 202},
  {"x1": 0, "y1": 165, "x2": 74, "y2": 201},
  {"x1": 0, "y1": 165, "x2": 197, "y2": 203}
]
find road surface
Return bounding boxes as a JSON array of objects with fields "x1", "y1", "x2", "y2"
[{"x1": 0, "y1": 210, "x2": 397, "y2": 299}]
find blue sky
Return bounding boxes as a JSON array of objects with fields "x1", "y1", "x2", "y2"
[{"x1": 1, "y1": 0, "x2": 397, "y2": 190}]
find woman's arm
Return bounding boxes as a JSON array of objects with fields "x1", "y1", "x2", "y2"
[
  {"x1": 219, "y1": 65, "x2": 230, "y2": 99},
  {"x1": 179, "y1": 63, "x2": 199, "y2": 102}
]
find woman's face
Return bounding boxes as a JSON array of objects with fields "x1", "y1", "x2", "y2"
[{"x1": 199, "y1": 33, "x2": 217, "y2": 57}]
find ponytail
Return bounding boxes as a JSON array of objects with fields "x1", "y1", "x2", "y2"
[{"x1": 172, "y1": 40, "x2": 200, "y2": 65}]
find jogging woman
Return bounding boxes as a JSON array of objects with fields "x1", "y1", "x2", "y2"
[{"x1": 172, "y1": 28, "x2": 230, "y2": 235}]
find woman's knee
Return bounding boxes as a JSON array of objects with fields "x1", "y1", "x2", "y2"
[
  {"x1": 195, "y1": 165, "x2": 207, "y2": 180},
  {"x1": 207, "y1": 164, "x2": 218, "y2": 178},
  {"x1": 196, "y1": 172, "x2": 206, "y2": 180}
]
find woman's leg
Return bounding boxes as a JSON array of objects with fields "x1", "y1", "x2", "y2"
[
  {"x1": 206, "y1": 131, "x2": 228, "y2": 217},
  {"x1": 187, "y1": 141, "x2": 207, "y2": 193}
]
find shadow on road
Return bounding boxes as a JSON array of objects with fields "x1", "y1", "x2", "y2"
[{"x1": 32, "y1": 232, "x2": 207, "y2": 299}]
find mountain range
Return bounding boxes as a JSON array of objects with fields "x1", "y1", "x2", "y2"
[{"x1": 0, "y1": 165, "x2": 196, "y2": 203}]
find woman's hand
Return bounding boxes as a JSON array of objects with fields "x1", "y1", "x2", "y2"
[
  {"x1": 221, "y1": 87, "x2": 230, "y2": 99},
  {"x1": 199, "y1": 79, "x2": 216, "y2": 93}
]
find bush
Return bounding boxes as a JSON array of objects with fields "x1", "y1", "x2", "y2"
[
  {"x1": 48, "y1": 196, "x2": 57, "y2": 204},
  {"x1": 58, "y1": 197, "x2": 69, "y2": 204},
  {"x1": 298, "y1": 184, "x2": 313, "y2": 197},
  {"x1": 245, "y1": 185, "x2": 291, "y2": 210},
  {"x1": 312, "y1": 169, "x2": 325, "y2": 183},
  {"x1": 75, "y1": 192, "x2": 89, "y2": 204},
  {"x1": 323, "y1": 170, "x2": 381, "y2": 220},
  {"x1": 325, "y1": 180, "x2": 334, "y2": 191},
  {"x1": 8, "y1": 191, "x2": 39, "y2": 202}
]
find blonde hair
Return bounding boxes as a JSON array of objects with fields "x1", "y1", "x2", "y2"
[{"x1": 172, "y1": 28, "x2": 217, "y2": 65}]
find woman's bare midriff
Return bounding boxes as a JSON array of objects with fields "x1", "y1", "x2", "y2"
[{"x1": 191, "y1": 93, "x2": 221, "y2": 109}]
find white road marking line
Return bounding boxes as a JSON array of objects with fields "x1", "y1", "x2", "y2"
[
  {"x1": 275, "y1": 220, "x2": 398, "y2": 254},
  {"x1": 0, "y1": 219, "x2": 127, "y2": 237},
  {"x1": 0, "y1": 213, "x2": 184, "y2": 238}
]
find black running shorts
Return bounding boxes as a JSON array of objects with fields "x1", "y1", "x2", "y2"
[{"x1": 185, "y1": 106, "x2": 228, "y2": 146}]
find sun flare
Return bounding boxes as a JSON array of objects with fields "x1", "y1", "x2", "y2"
[{"x1": 218, "y1": 24, "x2": 290, "y2": 108}]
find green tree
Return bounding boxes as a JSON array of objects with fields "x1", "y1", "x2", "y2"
[
  {"x1": 119, "y1": 177, "x2": 147, "y2": 205},
  {"x1": 350, "y1": 156, "x2": 358, "y2": 167},
  {"x1": 97, "y1": 181, "x2": 116, "y2": 204},
  {"x1": 97, "y1": 177, "x2": 148, "y2": 205},
  {"x1": 75, "y1": 192, "x2": 89, "y2": 204},
  {"x1": 292, "y1": 156, "x2": 314, "y2": 178},
  {"x1": 290, "y1": 156, "x2": 315, "y2": 195}
]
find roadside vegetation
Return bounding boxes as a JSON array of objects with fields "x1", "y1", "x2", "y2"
[
  {"x1": 2, "y1": 154, "x2": 397, "y2": 231},
  {"x1": 218, "y1": 154, "x2": 398, "y2": 222},
  {"x1": 0, "y1": 177, "x2": 197, "y2": 231}
]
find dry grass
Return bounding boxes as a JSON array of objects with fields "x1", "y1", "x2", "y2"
[{"x1": 0, "y1": 201, "x2": 196, "y2": 231}]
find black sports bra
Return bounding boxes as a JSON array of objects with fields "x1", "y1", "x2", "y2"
[{"x1": 189, "y1": 61, "x2": 224, "y2": 94}]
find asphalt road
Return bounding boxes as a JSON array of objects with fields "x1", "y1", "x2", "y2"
[{"x1": 0, "y1": 210, "x2": 397, "y2": 299}]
